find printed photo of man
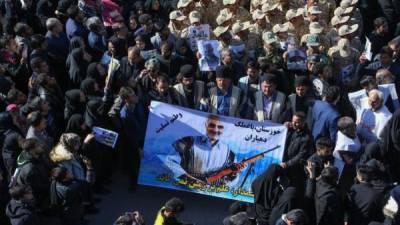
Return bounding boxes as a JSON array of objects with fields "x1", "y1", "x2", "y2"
[
  {"x1": 168, "y1": 114, "x2": 243, "y2": 185},
  {"x1": 199, "y1": 42, "x2": 220, "y2": 71}
]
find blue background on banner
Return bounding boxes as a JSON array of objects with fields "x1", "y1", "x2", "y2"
[{"x1": 139, "y1": 101, "x2": 287, "y2": 202}]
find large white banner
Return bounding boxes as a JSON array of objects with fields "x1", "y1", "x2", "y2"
[{"x1": 139, "y1": 101, "x2": 287, "y2": 202}]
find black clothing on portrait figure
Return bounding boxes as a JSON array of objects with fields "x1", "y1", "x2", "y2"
[{"x1": 251, "y1": 164, "x2": 298, "y2": 225}]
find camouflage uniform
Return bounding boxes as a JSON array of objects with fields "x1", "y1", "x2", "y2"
[
  {"x1": 287, "y1": 21, "x2": 310, "y2": 42},
  {"x1": 220, "y1": 7, "x2": 252, "y2": 23},
  {"x1": 196, "y1": 0, "x2": 223, "y2": 28}
]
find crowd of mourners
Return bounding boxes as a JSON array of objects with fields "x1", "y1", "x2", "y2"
[{"x1": 0, "y1": 0, "x2": 399, "y2": 224}]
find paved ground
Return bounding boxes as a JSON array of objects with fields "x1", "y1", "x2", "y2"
[{"x1": 87, "y1": 171, "x2": 234, "y2": 225}]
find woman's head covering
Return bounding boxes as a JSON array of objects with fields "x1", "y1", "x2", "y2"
[
  {"x1": 69, "y1": 36, "x2": 85, "y2": 53},
  {"x1": 59, "y1": 132, "x2": 81, "y2": 151},
  {"x1": 65, "y1": 114, "x2": 86, "y2": 135},
  {"x1": 86, "y1": 62, "x2": 105, "y2": 87},
  {"x1": 80, "y1": 78, "x2": 98, "y2": 96},
  {"x1": 251, "y1": 164, "x2": 283, "y2": 208},
  {"x1": 67, "y1": 48, "x2": 89, "y2": 87},
  {"x1": 174, "y1": 38, "x2": 196, "y2": 64},
  {"x1": 65, "y1": 89, "x2": 85, "y2": 120},
  {"x1": 84, "y1": 99, "x2": 102, "y2": 128},
  {"x1": 135, "y1": 34, "x2": 154, "y2": 51},
  {"x1": 60, "y1": 133, "x2": 81, "y2": 150}
]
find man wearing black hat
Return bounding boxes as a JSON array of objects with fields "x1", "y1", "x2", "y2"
[
  {"x1": 204, "y1": 65, "x2": 245, "y2": 117},
  {"x1": 174, "y1": 65, "x2": 205, "y2": 109},
  {"x1": 283, "y1": 76, "x2": 315, "y2": 126},
  {"x1": 252, "y1": 75, "x2": 286, "y2": 123}
]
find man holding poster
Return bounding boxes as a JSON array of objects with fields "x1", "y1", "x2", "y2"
[{"x1": 170, "y1": 114, "x2": 243, "y2": 185}]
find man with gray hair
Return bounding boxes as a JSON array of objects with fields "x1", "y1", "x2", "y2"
[
  {"x1": 138, "y1": 58, "x2": 162, "y2": 93},
  {"x1": 220, "y1": 48, "x2": 246, "y2": 83},
  {"x1": 87, "y1": 16, "x2": 107, "y2": 58},
  {"x1": 45, "y1": 17, "x2": 69, "y2": 88},
  {"x1": 375, "y1": 69, "x2": 394, "y2": 85},
  {"x1": 357, "y1": 89, "x2": 392, "y2": 144},
  {"x1": 45, "y1": 18, "x2": 69, "y2": 61}
]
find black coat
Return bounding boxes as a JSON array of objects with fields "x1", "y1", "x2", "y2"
[
  {"x1": 283, "y1": 127, "x2": 312, "y2": 194},
  {"x1": 2, "y1": 128, "x2": 23, "y2": 178},
  {"x1": 16, "y1": 151, "x2": 50, "y2": 206},
  {"x1": 306, "y1": 179, "x2": 344, "y2": 225},
  {"x1": 5, "y1": 199, "x2": 40, "y2": 225},
  {"x1": 283, "y1": 127, "x2": 312, "y2": 167},
  {"x1": 251, "y1": 165, "x2": 297, "y2": 225},
  {"x1": 346, "y1": 183, "x2": 385, "y2": 225},
  {"x1": 115, "y1": 56, "x2": 145, "y2": 84}
]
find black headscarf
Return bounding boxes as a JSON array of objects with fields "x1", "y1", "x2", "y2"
[
  {"x1": 69, "y1": 36, "x2": 85, "y2": 53},
  {"x1": 67, "y1": 48, "x2": 89, "y2": 88},
  {"x1": 86, "y1": 62, "x2": 105, "y2": 87},
  {"x1": 65, "y1": 114, "x2": 86, "y2": 136},
  {"x1": 133, "y1": 1, "x2": 145, "y2": 14},
  {"x1": 251, "y1": 164, "x2": 296, "y2": 225},
  {"x1": 174, "y1": 38, "x2": 196, "y2": 66},
  {"x1": 252, "y1": 164, "x2": 284, "y2": 210},
  {"x1": 144, "y1": 0, "x2": 169, "y2": 21},
  {"x1": 135, "y1": 34, "x2": 154, "y2": 51},
  {"x1": 64, "y1": 89, "x2": 85, "y2": 120},
  {"x1": 80, "y1": 78, "x2": 100, "y2": 97},
  {"x1": 84, "y1": 99, "x2": 102, "y2": 128}
]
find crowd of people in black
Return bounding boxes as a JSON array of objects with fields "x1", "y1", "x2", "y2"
[{"x1": 0, "y1": 0, "x2": 399, "y2": 224}]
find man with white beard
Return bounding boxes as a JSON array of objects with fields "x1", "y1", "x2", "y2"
[{"x1": 357, "y1": 89, "x2": 392, "y2": 144}]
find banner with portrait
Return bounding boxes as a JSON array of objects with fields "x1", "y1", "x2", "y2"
[{"x1": 139, "y1": 101, "x2": 287, "y2": 202}]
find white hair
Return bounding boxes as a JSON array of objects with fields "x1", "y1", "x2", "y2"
[
  {"x1": 86, "y1": 16, "x2": 102, "y2": 30},
  {"x1": 45, "y1": 18, "x2": 60, "y2": 31},
  {"x1": 369, "y1": 89, "x2": 384, "y2": 101}
]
